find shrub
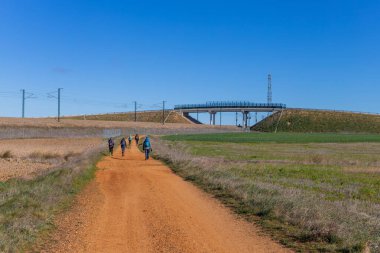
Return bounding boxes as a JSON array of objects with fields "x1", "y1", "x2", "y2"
[
  {"x1": 0, "y1": 150, "x2": 13, "y2": 159},
  {"x1": 28, "y1": 152, "x2": 61, "y2": 160}
]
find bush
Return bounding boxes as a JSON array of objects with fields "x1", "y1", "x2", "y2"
[{"x1": 0, "y1": 150, "x2": 13, "y2": 159}]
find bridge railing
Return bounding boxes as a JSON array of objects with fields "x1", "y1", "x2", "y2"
[{"x1": 174, "y1": 102, "x2": 286, "y2": 110}]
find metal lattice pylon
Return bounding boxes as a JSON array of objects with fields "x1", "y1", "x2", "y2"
[{"x1": 267, "y1": 74, "x2": 272, "y2": 104}]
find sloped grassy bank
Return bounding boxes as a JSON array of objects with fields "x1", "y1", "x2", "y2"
[
  {"x1": 0, "y1": 145, "x2": 105, "y2": 252},
  {"x1": 154, "y1": 136, "x2": 378, "y2": 252},
  {"x1": 253, "y1": 109, "x2": 380, "y2": 133}
]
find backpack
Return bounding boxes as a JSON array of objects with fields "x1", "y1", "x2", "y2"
[{"x1": 143, "y1": 139, "x2": 151, "y2": 149}]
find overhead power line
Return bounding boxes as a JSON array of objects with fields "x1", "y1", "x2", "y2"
[{"x1": 1, "y1": 89, "x2": 172, "y2": 117}]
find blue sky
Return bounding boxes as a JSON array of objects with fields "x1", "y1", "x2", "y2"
[{"x1": 0, "y1": 0, "x2": 379, "y2": 124}]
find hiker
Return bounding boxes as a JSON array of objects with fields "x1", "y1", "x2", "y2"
[
  {"x1": 128, "y1": 134, "x2": 133, "y2": 147},
  {"x1": 142, "y1": 136, "x2": 152, "y2": 160},
  {"x1": 108, "y1": 138, "x2": 114, "y2": 156},
  {"x1": 135, "y1": 134, "x2": 140, "y2": 145},
  {"x1": 120, "y1": 137, "x2": 127, "y2": 156}
]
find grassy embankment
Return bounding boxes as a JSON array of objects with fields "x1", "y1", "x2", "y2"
[
  {"x1": 0, "y1": 147, "x2": 105, "y2": 252},
  {"x1": 253, "y1": 109, "x2": 380, "y2": 133},
  {"x1": 156, "y1": 133, "x2": 380, "y2": 252},
  {"x1": 66, "y1": 110, "x2": 191, "y2": 124}
]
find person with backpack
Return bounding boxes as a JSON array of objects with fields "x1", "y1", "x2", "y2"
[
  {"x1": 135, "y1": 134, "x2": 140, "y2": 145},
  {"x1": 142, "y1": 136, "x2": 152, "y2": 160},
  {"x1": 108, "y1": 138, "x2": 115, "y2": 156},
  {"x1": 120, "y1": 137, "x2": 127, "y2": 156},
  {"x1": 128, "y1": 134, "x2": 133, "y2": 147}
]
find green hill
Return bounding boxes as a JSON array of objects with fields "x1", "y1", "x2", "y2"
[
  {"x1": 252, "y1": 109, "x2": 380, "y2": 133},
  {"x1": 66, "y1": 110, "x2": 192, "y2": 124}
]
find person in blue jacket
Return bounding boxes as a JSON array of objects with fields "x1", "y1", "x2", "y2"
[
  {"x1": 142, "y1": 136, "x2": 152, "y2": 160},
  {"x1": 120, "y1": 137, "x2": 127, "y2": 156}
]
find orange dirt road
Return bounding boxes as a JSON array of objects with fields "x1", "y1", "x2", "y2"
[{"x1": 49, "y1": 144, "x2": 291, "y2": 253}]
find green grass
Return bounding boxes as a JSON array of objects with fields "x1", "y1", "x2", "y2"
[
  {"x1": 252, "y1": 109, "x2": 380, "y2": 133},
  {"x1": 156, "y1": 133, "x2": 380, "y2": 252},
  {"x1": 229, "y1": 164, "x2": 380, "y2": 202},
  {"x1": 164, "y1": 132, "x2": 380, "y2": 143},
  {"x1": 0, "y1": 150, "x2": 103, "y2": 252},
  {"x1": 167, "y1": 133, "x2": 380, "y2": 203}
]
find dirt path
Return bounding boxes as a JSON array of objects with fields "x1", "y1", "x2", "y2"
[{"x1": 46, "y1": 144, "x2": 291, "y2": 253}]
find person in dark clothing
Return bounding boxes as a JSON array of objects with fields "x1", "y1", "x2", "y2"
[
  {"x1": 135, "y1": 134, "x2": 140, "y2": 145},
  {"x1": 120, "y1": 137, "x2": 127, "y2": 156},
  {"x1": 108, "y1": 138, "x2": 114, "y2": 156},
  {"x1": 142, "y1": 136, "x2": 152, "y2": 160}
]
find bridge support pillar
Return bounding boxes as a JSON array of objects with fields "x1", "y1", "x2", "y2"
[
  {"x1": 242, "y1": 111, "x2": 249, "y2": 129},
  {"x1": 209, "y1": 112, "x2": 216, "y2": 125}
]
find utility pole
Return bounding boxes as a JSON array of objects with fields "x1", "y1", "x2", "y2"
[
  {"x1": 58, "y1": 88, "x2": 62, "y2": 122},
  {"x1": 162, "y1": 101, "x2": 166, "y2": 125},
  {"x1": 21, "y1": 90, "x2": 37, "y2": 118},
  {"x1": 135, "y1": 101, "x2": 137, "y2": 122},
  {"x1": 21, "y1": 89, "x2": 25, "y2": 118}
]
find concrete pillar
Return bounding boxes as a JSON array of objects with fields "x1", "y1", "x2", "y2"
[
  {"x1": 242, "y1": 111, "x2": 249, "y2": 129},
  {"x1": 209, "y1": 112, "x2": 216, "y2": 125},
  {"x1": 246, "y1": 112, "x2": 249, "y2": 129},
  {"x1": 242, "y1": 112, "x2": 245, "y2": 128}
]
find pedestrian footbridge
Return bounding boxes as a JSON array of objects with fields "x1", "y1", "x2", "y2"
[{"x1": 174, "y1": 101, "x2": 286, "y2": 128}]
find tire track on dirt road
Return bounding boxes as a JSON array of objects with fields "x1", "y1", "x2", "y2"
[{"x1": 46, "y1": 144, "x2": 291, "y2": 253}]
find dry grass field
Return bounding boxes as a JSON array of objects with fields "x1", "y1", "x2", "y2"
[
  {"x1": 0, "y1": 117, "x2": 239, "y2": 141},
  {"x1": 65, "y1": 110, "x2": 192, "y2": 124},
  {"x1": 0, "y1": 117, "x2": 199, "y2": 128},
  {"x1": 0, "y1": 118, "x2": 238, "y2": 138},
  {"x1": 0, "y1": 138, "x2": 103, "y2": 181}
]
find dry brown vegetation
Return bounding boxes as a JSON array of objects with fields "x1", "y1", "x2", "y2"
[
  {"x1": 65, "y1": 110, "x2": 192, "y2": 124},
  {"x1": 0, "y1": 117, "x2": 200, "y2": 129},
  {"x1": 0, "y1": 117, "x2": 238, "y2": 139},
  {"x1": 0, "y1": 143, "x2": 104, "y2": 252},
  {"x1": 0, "y1": 138, "x2": 102, "y2": 181},
  {"x1": 0, "y1": 150, "x2": 12, "y2": 159}
]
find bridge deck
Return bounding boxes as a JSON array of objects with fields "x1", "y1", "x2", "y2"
[{"x1": 175, "y1": 102, "x2": 286, "y2": 113}]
